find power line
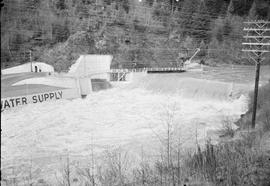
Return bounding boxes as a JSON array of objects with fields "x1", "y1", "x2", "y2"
[{"x1": 242, "y1": 20, "x2": 270, "y2": 129}]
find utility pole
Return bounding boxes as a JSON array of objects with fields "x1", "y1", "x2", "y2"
[
  {"x1": 29, "y1": 49, "x2": 33, "y2": 72},
  {"x1": 242, "y1": 20, "x2": 270, "y2": 128}
]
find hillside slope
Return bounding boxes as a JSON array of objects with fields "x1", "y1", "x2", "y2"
[{"x1": 1, "y1": 0, "x2": 269, "y2": 71}]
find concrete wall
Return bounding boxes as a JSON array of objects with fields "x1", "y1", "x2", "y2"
[
  {"x1": 91, "y1": 73, "x2": 110, "y2": 80},
  {"x1": 13, "y1": 75, "x2": 83, "y2": 97},
  {"x1": 1, "y1": 89, "x2": 79, "y2": 111},
  {"x1": 2, "y1": 62, "x2": 54, "y2": 75},
  {"x1": 69, "y1": 55, "x2": 112, "y2": 80},
  {"x1": 13, "y1": 76, "x2": 78, "y2": 89},
  {"x1": 13, "y1": 74, "x2": 93, "y2": 98},
  {"x1": 1, "y1": 55, "x2": 113, "y2": 110}
]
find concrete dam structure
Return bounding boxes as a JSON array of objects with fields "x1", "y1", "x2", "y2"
[{"x1": 1, "y1": 55, "x2": 112, "y2": 111}]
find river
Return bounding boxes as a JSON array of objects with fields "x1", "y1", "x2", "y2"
[{"x1": 1, "y1": 65, "x2": 270, "y2": 184}]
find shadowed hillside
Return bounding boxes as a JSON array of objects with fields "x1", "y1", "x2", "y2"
[{"x1": 1, "y1": 0, "x2": 269, "y2": 71}]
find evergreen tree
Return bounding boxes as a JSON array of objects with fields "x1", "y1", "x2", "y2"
[
  {"x1": 183, "y1": 36, "x2": 195, "y2": 51},
  {"x1": 191, "y1": 1, "x2": 211, "y2": 41},
  {"x1": 227, "y1": 0, "x2": 234, "y2": 15},
  {"x1": 219, "y1": 1, "x2": 229, "y2": 15},
  {"x1": 152, "y1": 1, "x2": 170, "y2": 25},
  {"x1": 56, "y1": 0, "x2": 66, "y2": 10},
  {"x1": 179, "y1": 0, "x2": 200, "y2": 36},
  {"x1": 223, "y1": 18, "x2": 232, "y2": 38},
  {"x1": 232, "y1": 0, "x2": 254, "y2": 16},
  {"x1": 203, "y1": 0, "x2": 224, "y2": 17},
  {"x1": 208, "y1": 37, "x2": 220, "y2": 59},
  {"x1": 0, "y1": 0, "x2": 4, "y2": 9},
  {"x1": 24, "y1": 0, "x2": 40, "y2": 10},
  {"x1": 198, "y1": 40, "x2": 207, "y2": 58},
  {"x1": 248, "y1": 1, "x2": 258, "y2": 20},
  {"x1": 211, "y1": 16, "x2": 225, "y2": 42}
]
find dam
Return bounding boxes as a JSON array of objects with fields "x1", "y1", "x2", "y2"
[
  {"x1": 1, "y1": 55, "x2": 112, "y2": 111},
  {"x1": 1, "y1": 64, "x2": 270, "y2": 184}
]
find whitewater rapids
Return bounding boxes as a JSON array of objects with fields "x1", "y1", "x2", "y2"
[{"x1": 1, "y1": 72, "x2": 251, "y2": 166}]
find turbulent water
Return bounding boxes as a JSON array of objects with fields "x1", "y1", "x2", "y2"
[{"x1": 1, "y1": 65, "x2": 270, "y2": 182}]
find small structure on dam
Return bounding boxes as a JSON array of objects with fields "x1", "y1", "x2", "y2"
[
  {"x1": 1, "y1": 62, "x2": 54, "y2": 74},
  {"x1": 110, "y1": 68, "x2": 144, "y2": 81},
  {"x1": 69, "y1": 55, "x2": 112, "y2": 96},
  {"x1": 69, "y1": 55, "x2": 112, "y2": 80}
]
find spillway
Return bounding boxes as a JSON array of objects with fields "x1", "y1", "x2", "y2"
[
  {"x1": 3, "y1": 65, "x2": 270, "y2": 183},
  {"x1": 1, "y1": 73, "x2": 250, "y2": 161}
]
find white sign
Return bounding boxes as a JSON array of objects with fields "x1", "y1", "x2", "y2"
[{"x1": 1, "y1": 89, "x2": 80, "y2": 111}]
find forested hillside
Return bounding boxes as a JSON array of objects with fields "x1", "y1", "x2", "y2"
[{"x1": 1, "y1": 0, "x2": 269, "y2": 71}]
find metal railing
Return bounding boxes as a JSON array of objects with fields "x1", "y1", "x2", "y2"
[{"x1": 110, "y1": 67, "x2": 185, "y2": 73}]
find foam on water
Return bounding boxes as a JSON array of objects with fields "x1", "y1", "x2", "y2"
[
  {"x1": 1, "y1": 73, "x2": 250, "y2": 167},
  {"x1": 127, "y1": 73, "x2": 250, "y2": 101}
]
